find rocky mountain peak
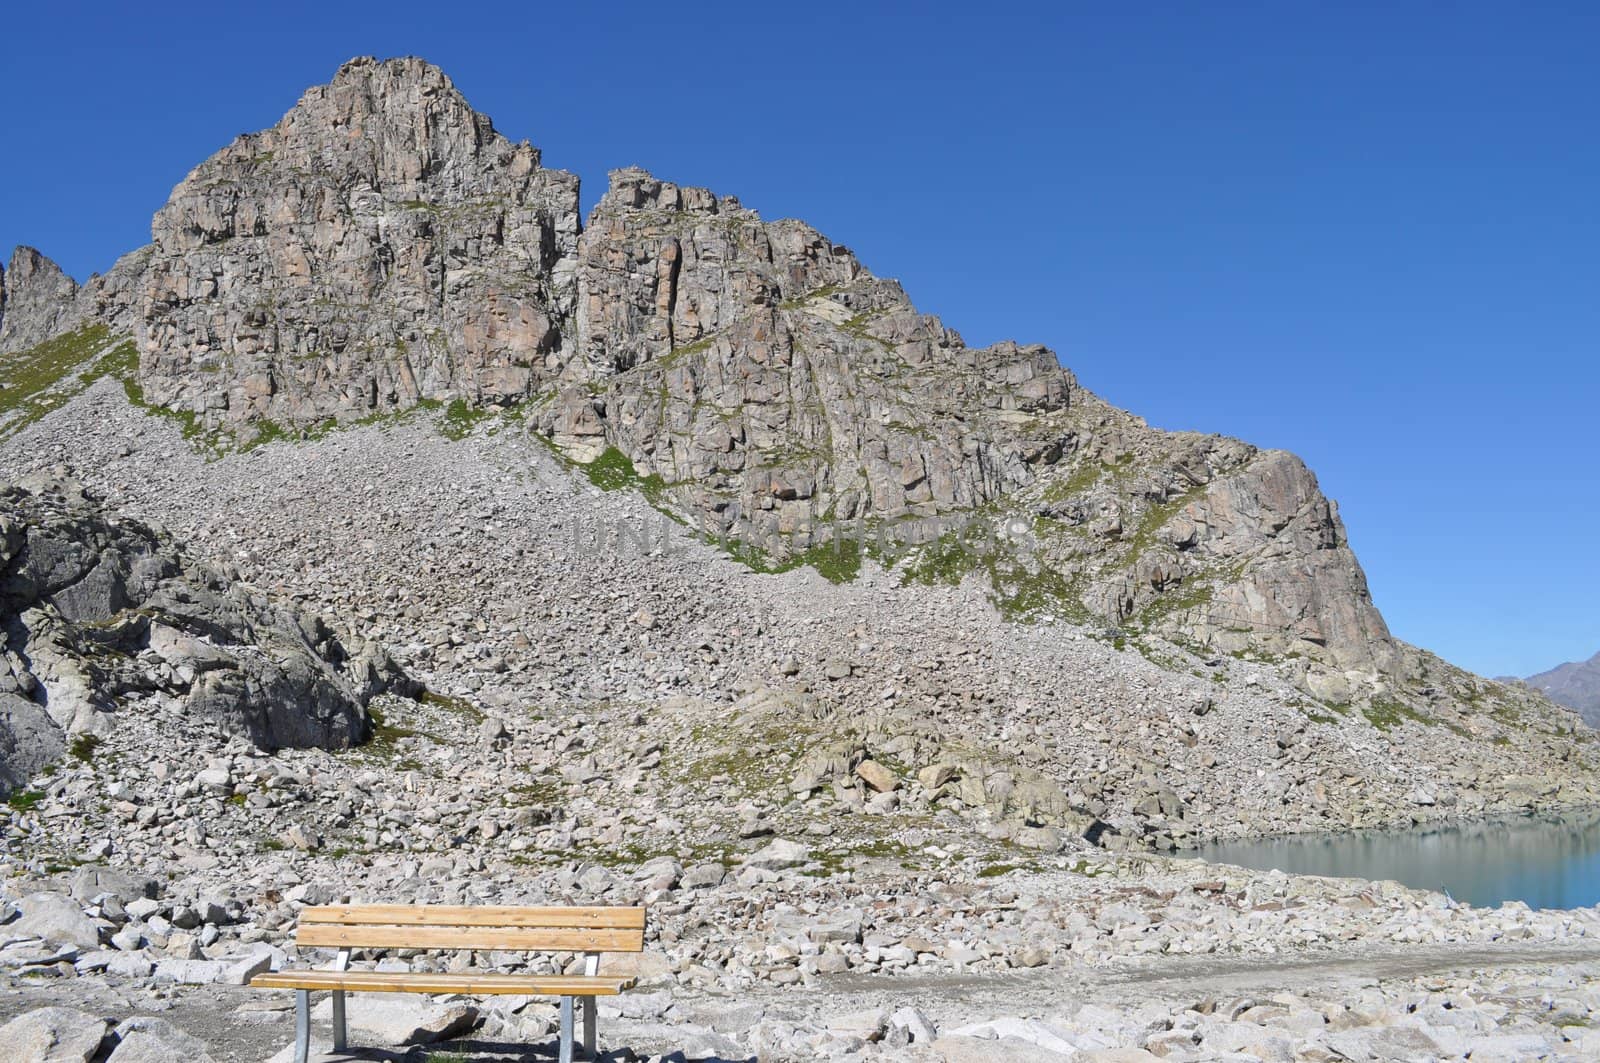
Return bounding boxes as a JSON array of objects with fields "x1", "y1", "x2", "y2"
[
  {"x1": 0, "y1": 246, "x2": 80, "y2": 354},
  {"x1": 1525, "y1": 650, "x2": 1600, "y2": 727},
  {"x1": 138, "y1": 55, "x2": 580, "y2": 429},
  {"x1": 0, "y1": 56, "x2": 1486, "y2": 707}
]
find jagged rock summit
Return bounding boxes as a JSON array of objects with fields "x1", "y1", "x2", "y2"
[
  {"x1": 0, "y1": 56, "x2": 1557, "y2": 714},
  {"x1": 0, "y1": 474, "x2": 410, "y2": 793},
  {"x1": 139, "y1": 55, "x2": 582, "y2": 425}
]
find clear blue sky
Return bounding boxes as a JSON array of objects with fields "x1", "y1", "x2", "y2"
[{"x1": 3, "y1": 2, "x2": 1595, "y2": 678}]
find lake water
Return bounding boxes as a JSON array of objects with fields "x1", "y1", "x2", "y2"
[{"x1": 1184, "y1": 809, "x2": 1600, "y2": 909}]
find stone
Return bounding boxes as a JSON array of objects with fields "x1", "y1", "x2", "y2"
[
  {"x1": 1323, "y1": 1023, "x2": 1445, "y2": 1061},
  {"x1": 310, "y1": 996, "x2": 477, "y2": 1045},
  {"x1": 680, "y1": 863, "x2": 726, "y2": 890},
  {"x1": 855, "y1": 759, "x2": 898, "y2": 793},
  {"x1": 935, "y1": 1036, "x2": 1076, "y2": 1061},
  {"x1": 284, "y1": 824, "x2": 320, "y2": 852},
  {"x1": 946, "y1": 1018, "x2": 1079, "y2": 1055},
  {"x1": 0, "y1": 1007, "x2": 109, "y2": 1063},
  {"x1": 806, "y1": 909, "x2": 863, "y2": 945},
  {"x1": 680, "y1": 1028, "x2": 753, "y2": 1061},
  {"x1": 68, "y1": 866, "x2": 158, "y2": 905},
  {"x1": 890, "y1": 1007, "x2": 938, "y2": 1044},
  {"x1": 11, "y1": 893, "x2": 103, "y2": 949},
  {"x1": 107, "y1": 1017, "x2": 215, "y2": 1063},
  {"x1": 744, "y1": 839, "x2": 809, "y2": 871}
]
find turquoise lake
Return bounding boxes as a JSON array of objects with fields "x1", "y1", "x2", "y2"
[{"x1": 1184, "y1": 809, "x2": 1600, "y2": 909}]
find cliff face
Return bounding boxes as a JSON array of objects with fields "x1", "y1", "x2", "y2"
[
  {"x1": 0, "y1": 57, "x2": 1419, "y2": 699},
  {"x1": 137, "y1": 56, "x2": 582, "y2": 429},
  {"x1": 548, "y1": 167, "x2": 1074, "y2": 548},
  {"x1": 0, "y1": 248, "x2": 80, "y2": 353}
]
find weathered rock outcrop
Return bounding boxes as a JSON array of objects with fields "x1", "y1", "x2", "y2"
[
  {"x1": 137, "y1": 55, "x2": 582, "y2": 429},
  {"x1": 0, "y1": 475, "x2": 409, "y2": 793},
  {"x1": 0, "y1": 248, "x2": 80, "y2": 354},
  {"x1": 548, "y1": 167, "x2": 1074, "y2": 546},
  {"x1": 0, "y1": 246, "x2": 150, "y2": 358}
]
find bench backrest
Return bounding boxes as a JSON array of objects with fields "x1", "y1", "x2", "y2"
[{"x1": 294, "y1": 905, "x2": 647, "y2": 954}]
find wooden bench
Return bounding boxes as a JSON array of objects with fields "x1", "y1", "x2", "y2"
[{"x1": 251, "y1": 904, "x2": 647, "y2": 1063}]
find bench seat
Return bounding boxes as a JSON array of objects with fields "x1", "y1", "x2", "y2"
[
  {"x1": 252, "y1": 970, "x2": 636, "y2": 995},
  {"x1": 255, "y1": 904, "x2": 648, "y2": 1062}
]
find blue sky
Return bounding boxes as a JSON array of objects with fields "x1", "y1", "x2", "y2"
[{"x1": 2, "y1": 2, "x2": 1595, "y2": 678}]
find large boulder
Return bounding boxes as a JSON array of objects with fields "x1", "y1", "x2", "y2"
[
  {"x1": 0, "y1": 1007, "x2": 108, "y2": 1062},
  {"x1": 0, "y1": 477, "x2": 413, "y2": 793},
  {"x1": 10, "y1": 893, "x2": 104, "y2": 949},
  {"x1": 106, "y1": 1017, "x2": 216, "y2": 1063},
  {"x1": 310, "y1": 995, "x2": 477, "y2": 1045}
]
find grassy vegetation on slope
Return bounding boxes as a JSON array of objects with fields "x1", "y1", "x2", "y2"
[{"x1": 0, "y1": 325, "x2": 127, "y2": 438}]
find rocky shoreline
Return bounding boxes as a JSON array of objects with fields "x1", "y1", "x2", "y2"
[{"x1": 2, "y1": 599, "x2": 1599, "y2": 1060}]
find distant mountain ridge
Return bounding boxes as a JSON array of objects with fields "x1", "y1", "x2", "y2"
[{"x1": 1525, "y1": 651, "x2": 1600, "y2": 727}]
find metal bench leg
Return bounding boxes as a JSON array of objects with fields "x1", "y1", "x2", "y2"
[
  {"x1": 332, "y1": 989, "x2": 347, "y2": 1052},
  {"x1": 558, "y1": 995, "x2": 575, "y2": 1063},
  {"x1": 294, "y1": 990, "x2": 310, "y2": 1063},
  {"x1": 582, "y1": 995, "x2": 597, "y2": 1058}
]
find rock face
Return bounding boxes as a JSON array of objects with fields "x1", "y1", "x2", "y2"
[
  {"x1": 1525, "y1": 650, "x2": 1600, "y2": 727},
  {"x1": 0, "y1": 246, "x2": 149, "y2": 358},
  {"x1": 550, "y1": 166, "x2": 1073, "y2": 546},
  {"x1": 0, "y1": 248, "x2": 80, "y2": 354},
  {"x1": 137, "y1": 55, "x2": 582, "y2": 430},
  {"x1": 0, "y1": 475, "x2": 408, "y2": 793}
]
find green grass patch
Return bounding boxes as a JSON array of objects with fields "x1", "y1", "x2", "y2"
[
  {"x1": 1362, "y1": 696, "x2": 1438, "y2": 732},
  {"x1": 777, "y1": 282, "x2": 843, "y2": 309},
  {"x1": 439, "y1": 398, "x2": 489, "y2": 440},
  {"x1": 898, "y1": 525, "x2": 1093, "y2": 622},
  {"x1": 1042, "y1": 460, "x2": 1109, "y2": 501},
  {"x1": 68, "y1": 734, "x2": 101, "y2": 764},
  {"x1": 791, "y1": 538, "x2": 863, "y2": 584},
  {"x1": 6, "y1": 790, "x2": 45, "y2": 812},
  {"x1": 419, "y1": 689, "x2": 485, "y2": 723},
  {"x1": 424, "y1": 1048, "x2": 470, "y2": 1063},
  {"x1": 582, "y1": 446, "x2": 668, "y2": 503}
]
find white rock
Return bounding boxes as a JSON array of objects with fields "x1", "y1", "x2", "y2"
[
  {"x1": 11, "y1": 893, "x2": 103, "y2": 949},
  {"x1": 744, "y1": 838, "x2": 808, "y2": 870},
  {"x1": 309, "y1": 996, "x2": 477, "y2": 1045},
  {"x1": 0, "y1": 1007, "x2": 109, "y2": 1062}
]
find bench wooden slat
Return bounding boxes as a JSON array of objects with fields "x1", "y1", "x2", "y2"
[
  {"x1": 295, "y1": 923, "x2": 645, "y2": 952},
  {"x1": 251, "y1": 970, "x2": 635, "y2": 995},
  {"x1": 299, "y1": 905, "x2": 645, "y2": 930}
]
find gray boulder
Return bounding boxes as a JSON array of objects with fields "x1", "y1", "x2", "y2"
[
  {"x1": 107, "y1": 1017, "x2": 216, "y2": 1063},
  {"x1": 0, "y1": 1006, "x2": 108, "y2": 1062},
  {"x1": 10, "y1": 893, "x2": 104, "y2": 949}
]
